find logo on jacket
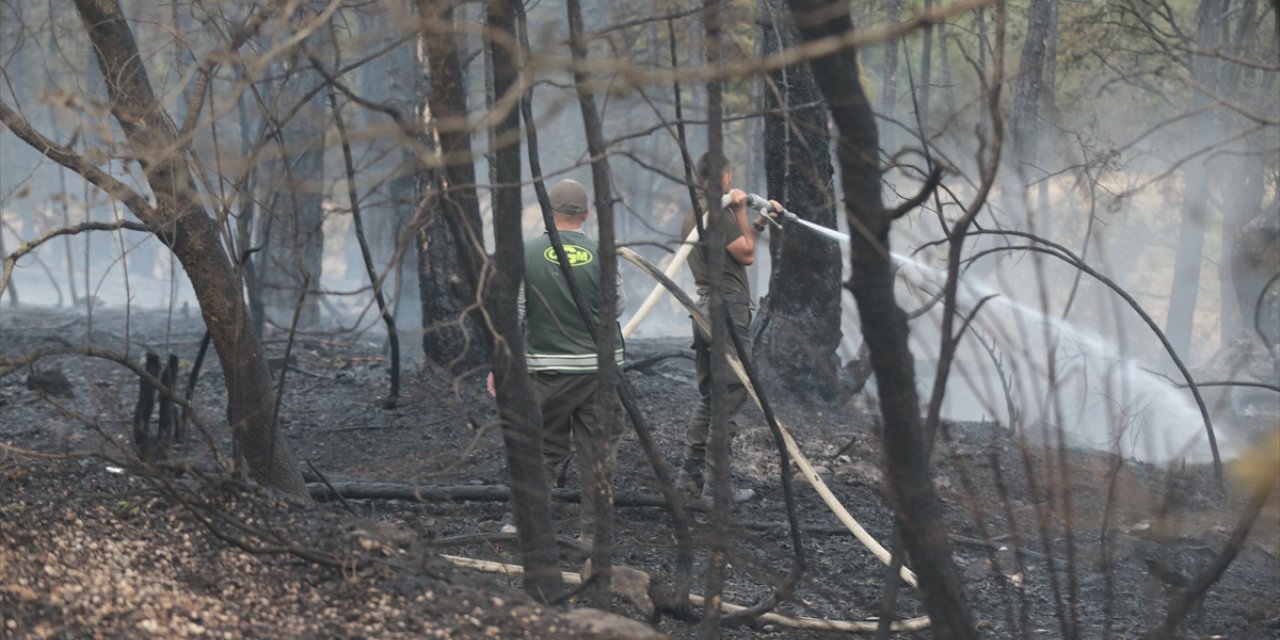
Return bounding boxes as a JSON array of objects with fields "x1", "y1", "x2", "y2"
[{"x1": 543, "y1": 244, "x2": 594, "y2": 267}]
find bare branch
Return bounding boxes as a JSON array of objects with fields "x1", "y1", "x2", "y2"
[{"x1": 0, "y1": 100, "x2": 156, "y2": 220}]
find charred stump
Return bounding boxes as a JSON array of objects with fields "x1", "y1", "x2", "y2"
[{"x1": 133, "y1": 352, "x2": 180, "y2": 462}]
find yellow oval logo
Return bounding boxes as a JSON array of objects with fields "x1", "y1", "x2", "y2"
[{"x1": 543, "y1": 244, "x2": 594, "y2": 267}]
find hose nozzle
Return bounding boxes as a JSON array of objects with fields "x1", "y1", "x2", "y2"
[
  {"x1": 720, "y1": 192, "x2": 791, "y2": 229},
  {"x1": 746, "y1": 194, "x2": 791, "y2": 229}
]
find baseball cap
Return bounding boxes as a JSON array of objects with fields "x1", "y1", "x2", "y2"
[{"x1": 549, "y1": 179, "x2": 588, "y2": 215}]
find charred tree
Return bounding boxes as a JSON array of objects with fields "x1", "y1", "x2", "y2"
[
  {"x1": 0, "y1": 0, "x2": 308, "y2": 496},
  {"x1": 234, "y1": 89, "x2": 266, "y2": 338},
  {"x1": 132, "y1": 352, "x2": 162, "y2": 460},
  {"x1": 485, "y1": 0, "x2": 564, "y2": 602},
  {"x1": 919, "y1": 0, "x2": 935, "y2": 122},
  {"x1": 416, "y1": 0, "x2": 490, "y2": 373},
  {"x1": 566, "y1": 0, "x2": 623, "y2": 599},
  {"x1": 786, "y1": 0, "x2": 976, "y2": 637},
  {"x1": 755, "y1": 0, "x2": 843, "y2": 402},
  {"x1": 699, "y1": 1, "x2": 736, "y2": 635}
]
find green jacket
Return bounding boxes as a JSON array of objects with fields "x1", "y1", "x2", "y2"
[{"x1": 522, "y1": 230, "x2": 624, "y2": 373}]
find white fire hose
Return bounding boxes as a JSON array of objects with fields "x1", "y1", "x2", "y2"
[{"x1": 617, "y1": 238, "x2": 920, "y2": 589}]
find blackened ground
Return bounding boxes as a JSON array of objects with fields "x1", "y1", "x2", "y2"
[{"x1": 1, "y1": 306, "x2": 1277, "y2": 638}]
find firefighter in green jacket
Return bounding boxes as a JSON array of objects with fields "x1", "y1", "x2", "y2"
[{"x1": 490, "y1": 179, "x2": 624, "y2": 544}]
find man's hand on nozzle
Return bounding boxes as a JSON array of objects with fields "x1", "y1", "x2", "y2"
[{"x1": 752, "y1": 199, "x2": 784, "y2": 231}]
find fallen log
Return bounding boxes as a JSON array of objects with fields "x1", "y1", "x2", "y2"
[
  {"x1": 308, "y1": 481, "x2": 673, "y2": 508},
  {"x1": 309, "y1": 481, "x2": 896, "y2": 536}
]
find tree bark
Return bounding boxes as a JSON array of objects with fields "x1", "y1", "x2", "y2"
[
  {"x1": 417, "y1": 0, "x2": 492, "y2": 374},
  {"x1": 68, "y1": 0, "x2": 306, "y2": 496},
  {"x1": 699, "y1": 2, "x2": 736, "y2": 636},
  {"x1": 481, "y1": 0, "x2": 564, "y2": 602},
  {"x1": 919, "y1": 0, "x2": 935, "y2": 122},
  {"x1": 1011, "y1": 0, "x2": 1057, "y2": 171},
  {"x1": 880, "y1": 0, "x2": 901, "y2": 152},
  {"x1": 566, "y1": 0, "x2": 622, "y2": 601},
  {"x1": 755, "y1": 0, "x2": 843, "y2": 402},
  {"x1": 786, "y1": 0, "x2": 976, "y2": 637}
]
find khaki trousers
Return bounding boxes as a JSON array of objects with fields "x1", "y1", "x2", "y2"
[{"x1": 685, "y1": 296, "x2": 753, "y2": 467}]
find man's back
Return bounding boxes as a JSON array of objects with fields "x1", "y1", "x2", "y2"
[{"x1": 523, "y1": 230, "x2": 615, "y2": 372}]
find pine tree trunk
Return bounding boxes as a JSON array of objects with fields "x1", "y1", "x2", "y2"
[
  {"x1": 486, "y1": 0, "x2": 564, "y2": 602},
  {"x1": 565, "y1": 0, "x2": 622, "y2": 600},
  {"x1": 415, "y1": 0, "x2": 490, "y2": 372},
  {"x1": 755, "y1": 0, "x2": 842, "y2": 401}
]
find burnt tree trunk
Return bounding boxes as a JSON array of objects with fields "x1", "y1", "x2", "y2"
[
  {"x1": 132, "y1": 352, "x2": 162, "y2": 460},
  {"x1": 567, "y1": 0, "x2": 622, "y2": 599},
  {"x1": 417, "y1": 0, "x2": 490, "y2": 373},
  {"x1": 756, "y1": 0, "x2": 843, "y2": 402},
  {"x1": 485, "y1": 0, "x2": 564, "y2": 602},
  {"x1": 69, "y1": 0, "x2": 306, "y2": 496},
  {"x1": 234, "y1": 89, "x2": 265, "y2": 338},
  {"x1": 919, "y1": 0, "x2": 935, "y2": 121},
  {"x1": 786, "y1": 0, "x2": 976, "y2": 637}
]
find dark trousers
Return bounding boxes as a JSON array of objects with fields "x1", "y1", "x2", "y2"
[{"x1": 531, "y1": 371, "x2": 617, "y2": 535}]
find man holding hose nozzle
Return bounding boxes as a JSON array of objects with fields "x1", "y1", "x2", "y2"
[{"x1": 680, "y1": 152, "x2": 782, "y2": 503}]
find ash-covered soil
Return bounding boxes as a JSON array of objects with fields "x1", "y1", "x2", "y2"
[{"x1": 2, "y1": 306, "x2": 1277, "y2": 639}]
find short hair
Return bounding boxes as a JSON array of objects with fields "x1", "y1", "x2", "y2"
[{"x1": 696, "y1": 152, "x2": 730, "y2": 185}]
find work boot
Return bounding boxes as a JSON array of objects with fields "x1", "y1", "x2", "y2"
[
  {"x1": 679, "y1": 456, "x2": 705, "y2": 493},
  {"x1": 701, "y1": 481, "x2": 756, "y2": 505}
]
